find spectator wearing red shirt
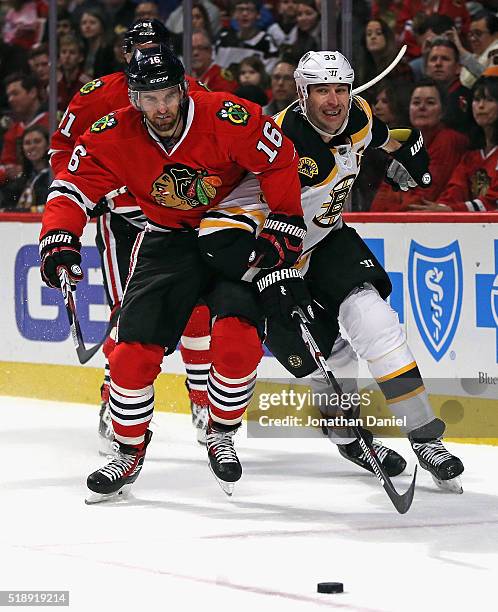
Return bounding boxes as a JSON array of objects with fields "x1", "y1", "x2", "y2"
[
  {"x1": 397, "y1": 0, "x2": 470, "y2": 60},
  {"x1": 371, "y1": 79, "x2": 468, "y2": 211},
  {"x1": 0, "y1": 73, "x2": 49, "y2": 186},
  {"x1": 411, "y1": 75, "x2": 498, "y2": 212},
  {"x1": 191, "y1": 29, "x2": 237, "y2": 93}
]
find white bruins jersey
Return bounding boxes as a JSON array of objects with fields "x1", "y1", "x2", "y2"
[{"x1": 199, "y1": 96, "x2": 389, "y2": 266}]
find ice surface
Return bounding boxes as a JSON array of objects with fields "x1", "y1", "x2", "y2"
[{"x1": 2, "y1": 396, "x2": 497, "y2": 612}]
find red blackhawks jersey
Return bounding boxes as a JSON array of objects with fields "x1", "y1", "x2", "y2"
[
  {"x1": 42, "y1": 90, "x2": 301, "y2": 238},
  {"x1": 439, "y1": 146, "x2": 498, "y2": 211},
  {"x1": 49, "y1": 72, "x2": 208, "y2": 227}
]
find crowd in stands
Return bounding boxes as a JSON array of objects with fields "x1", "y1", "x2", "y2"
[{"x1": 0, "y1": 0, "x2": 497, "y2": 213}]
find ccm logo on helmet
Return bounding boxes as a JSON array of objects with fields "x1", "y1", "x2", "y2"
[{"x1": 150, "y1": 76, "x2": 169, "y2": 83}]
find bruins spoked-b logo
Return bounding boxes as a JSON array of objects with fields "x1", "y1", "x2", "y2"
[
  {"x1": 216, "y1": 101, "x2": 250, "y2": 126},
  {"x1": 151, "y1": 164, "x2": 222, "y2": 210},
  {"x1": 90, "y1": 113, "x2": 118, "y2": 133},
  {"x1": 79, "y1": 79, "x2": 104, "y2": 95},
  {"x1": 314, "y1": 175, "x2": 355, "y2": 228},
  {"x1": 298, "y1": 156, "x2": 319, "y2": 178}
]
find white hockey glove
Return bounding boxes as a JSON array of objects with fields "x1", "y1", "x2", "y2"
[{"x1": 385, "y1": 159, "x2": 417, "y2": 192}]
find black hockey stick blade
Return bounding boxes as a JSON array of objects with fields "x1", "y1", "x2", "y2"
[
  {"x1": 291, "y1": 306, "x2": 417, "y2": 514},
  {"x1": 58, "y1": 267, "x2": 119, "y2": 364},
  {"x1": 352, "y1": 425, "x2": 417, "y2": 514}
]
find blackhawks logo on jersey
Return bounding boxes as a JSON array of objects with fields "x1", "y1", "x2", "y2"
[
  {"x1": 216, "y1": 101, "x2": 250, "y2": 126},
  {"x1": 298, "y1": 156, "x2": 319, "y2": 178},
  {"x1": 80, "y1": 79, "x2": 104, "y2": 95},
  {"x1": 151, "y1": 164, "x2": 222, "y2": 210},
  {"x1": 90, "y1": 113, "x2": 118, "y2": 133},
  {"x1": 470, "y1": 168, "x2": 491, "y2": 197}
]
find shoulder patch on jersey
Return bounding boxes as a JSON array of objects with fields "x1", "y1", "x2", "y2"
[
  {"x1": 216, "y1": 101, "x2": 250, "y2": 126},
  {"x1": 298, "y1": 156, "x2": 319, "y2": 178},
  {"x1": 80, "y1": 79, "x2": 104, "y2": 95},
  {"x1": 151, "y1": 164, "x2": 222, "y2": 209},
  {"x1": 90, "y1": 113, "x2": 118, "y2": 133},
  {"x1": 220, "y1": 68, "x2": 235, "y2": 82}
]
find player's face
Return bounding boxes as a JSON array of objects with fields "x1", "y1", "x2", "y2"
[
  {"x1": 306, "y1": 83, "x2": 350, "y2": 133},
  {"x1": 140, "y1": 86, "x2": 182, "y2": 135},
  {"x1": 472, "y1": 87, "x2": 498, "y2": 128},
  {"x1": 409, "y1": 86, "x2": 443, "y2": 130}
]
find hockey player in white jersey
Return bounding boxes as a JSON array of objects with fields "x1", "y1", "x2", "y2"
[{"x1": 198, "y1": 51, "x2": 464, "y2": 493}]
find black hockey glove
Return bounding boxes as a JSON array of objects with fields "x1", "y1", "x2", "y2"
[
  {"x1": 249, "y1": 213, "x2": 306, "y2": 270},
  {"x1": 255, "y1": 267, "x2": 314, "y2": 328},
  {"x1": 386, "y1": 128, "x2": 432, "y2": 192},
  {"x1": 39, "y1": 229, "x2": 83, "y2": 289}
]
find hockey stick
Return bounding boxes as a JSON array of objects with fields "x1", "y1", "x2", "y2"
[
  {"x1": 291, "y1": 307, "x2": 417, "y2": 514},
  {"x1": 58, "y1": 267, "x2": 119, "y2": 364},
  {"x1": 352, "y1": 45, "x2": 407, "y2": 95}
]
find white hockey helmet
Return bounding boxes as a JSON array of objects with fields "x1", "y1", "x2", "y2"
[{"x1": 294, "y1": 51, "x2": 355, "y2": 135}]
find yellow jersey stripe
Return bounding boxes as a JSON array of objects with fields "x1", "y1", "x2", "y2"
[{"x1": 377, "y1": 361, "x2": 417, "y2": 382}]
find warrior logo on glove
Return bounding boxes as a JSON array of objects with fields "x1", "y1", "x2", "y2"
[
  {"x1": 249, "y1": 213, "x2": 307, "y2": 269},
  {"x1": 386, "y1": 128, "x2": 433, "y2": 192}
]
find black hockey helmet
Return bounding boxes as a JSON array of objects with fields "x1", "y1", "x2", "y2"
[
  {"x1": 127, "y1": 45, "x2": 185, "y2": 91},
  {"x1": 128, "y1": 45, "x2": 187, "y2": 111},
  {"x1": 122, "y1": 19, "x2": 170, "y2": 54}
]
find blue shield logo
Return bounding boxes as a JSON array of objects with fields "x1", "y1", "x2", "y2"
[{"x1": 408, "y1": 241, "x2": 463, "y2": 361}]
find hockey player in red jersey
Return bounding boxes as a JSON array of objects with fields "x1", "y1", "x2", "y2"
[
  {"x1": 40, "y1": 45, "x2": 304, "y2": 501},
  {"x1": 50, "y1": 19, "x2": 208, "y2": 453}
]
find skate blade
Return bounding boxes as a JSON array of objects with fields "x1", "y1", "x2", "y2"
[
  {"x1": 85, "y1": 484, "x2": 132, "y2": 505},
  {"x1": 208, "y1": 463, "x2": 235, "y2": 497},
  {"x1": 431, "y1": 474, "x2": 463, "y2": 494}
]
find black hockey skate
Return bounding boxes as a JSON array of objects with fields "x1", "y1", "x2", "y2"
[
  {"x1": 190, "y1": 401, "x2": 208, "y2": 445},
  {"x1": 409, "y1": 419, "x2": 464, "y2": 493},
  {"x1": 85, "y1": 430, "x2": 153, "y2": 504},
  {"x1": 338, "y1": 428, "x2": 407, "y2": 477},
  {"x1": 206, "y1": 421, "x2": 241, "y2": 496}
]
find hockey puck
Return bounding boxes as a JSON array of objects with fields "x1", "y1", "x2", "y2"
[{"x1": 317, "y1": 582, "x2": 343, "y2": 594}]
